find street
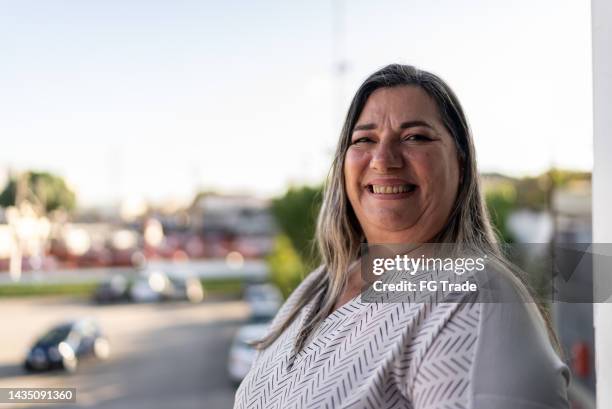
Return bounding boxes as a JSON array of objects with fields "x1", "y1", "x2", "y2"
[{"x1": 0, "y1": 296, "x2": 250, "y2": 408}]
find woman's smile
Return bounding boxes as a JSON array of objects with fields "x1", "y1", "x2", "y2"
[{"x1": 364, "y1": 178, "x2": 418, "y2": 200}]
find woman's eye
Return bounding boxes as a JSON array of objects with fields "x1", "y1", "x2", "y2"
[
  {"x1": 403, "y1": 134, "x2": 431, "y2": 142},
  {"x1": 351, "y1": 137, "x2": 374, "y2": 145}
]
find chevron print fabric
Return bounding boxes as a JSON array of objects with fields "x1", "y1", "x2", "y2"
[
  {"x1": 234, "y1": 270, "x2": 482, "y2": 409},
  {"x1": 233, "y1": 268, "x2": 569, "y2": 409}
]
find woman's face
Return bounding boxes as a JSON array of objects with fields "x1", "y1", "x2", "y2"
[{"x1": 344, "y1": 85, "x2": 461, "y2": 244}]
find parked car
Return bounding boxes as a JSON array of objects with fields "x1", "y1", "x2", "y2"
[
  {"x1": 228, "y1": 322, "x2": 269, "y2": 384},
  {"x1": 243, "y1": 284, "x2": 282, "y2": 320},
  {"x1": 129, "y1": 271, "x2": 205, "y2": 303},
  {"x1": 24, "y1": 319, "x2": 110, "y2": 373},
  {"x1": 92, "y1": 274, "x2": 130, "y2": 304}
]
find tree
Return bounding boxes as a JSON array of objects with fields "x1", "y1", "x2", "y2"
[
  {"x1": 484, "y1": 183, "x2": 518, "y2": 243},
  {"x1": 0, "y1": 171, "x2": 76, "y2": 214},
  {"x1": 270, "y1": 185, "x2": 323, "y2": 269},
  {"x1": 267, "y1": 235, "x2": 307, "y2": 298},
  {"x1": 266, "y1": 185, "x2": 323, "y2": 296}
]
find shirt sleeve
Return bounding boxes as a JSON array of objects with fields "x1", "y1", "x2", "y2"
[
  {"x1": 409, "y1": 271, "x2": 571, "y2": 409},
  {"x1": 469, "y1": 291, "x2": 571, "y2": 409}
]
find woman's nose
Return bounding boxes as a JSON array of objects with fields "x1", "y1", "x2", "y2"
[{"x1": 370, "y1": 141, "x2": 403, "y2": 171}]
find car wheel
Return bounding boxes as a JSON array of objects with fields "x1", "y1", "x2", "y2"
[
  {"x1": 62, "y1": 356, "x2": 78, "y2": 373},
  {"x1": 186, "y1": 280, "x2": 205, "y2": 303},
  {"x1": 93, "y1": 338, "x2": 111, "y2": 360}
]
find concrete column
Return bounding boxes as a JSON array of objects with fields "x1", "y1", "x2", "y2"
[{"x1": 592, "y1": 0, "x2": 612, "y2": 407}]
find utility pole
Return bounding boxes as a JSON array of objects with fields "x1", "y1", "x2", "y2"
[{"x1": 332, "y1": 0, "x2": 348, "y2": 135}]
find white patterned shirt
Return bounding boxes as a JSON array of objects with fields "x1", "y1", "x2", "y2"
[{"x1": 234, "y1": 267, "x2": 570, "y2": 409}]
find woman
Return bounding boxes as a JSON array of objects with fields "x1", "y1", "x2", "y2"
[{"x1": 234, "y1": 64, "x2": 570, "y2": 409}]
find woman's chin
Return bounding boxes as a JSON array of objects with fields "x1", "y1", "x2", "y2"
[{"x1": 365, "y1": 221, "x2": 426, "y2": 244}]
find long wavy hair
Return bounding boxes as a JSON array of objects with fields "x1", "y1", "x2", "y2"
[{"x1": 256, "y1": 64, "x2": 561, "y2": 355}]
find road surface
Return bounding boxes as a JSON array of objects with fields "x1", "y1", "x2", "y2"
[{"x1": 0, "y1": 296, "x2": 250, "y2": 408}]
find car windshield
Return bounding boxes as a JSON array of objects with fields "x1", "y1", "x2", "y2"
[{"x1": 38, "y1": 325, "x2": 72, "y2": 344}]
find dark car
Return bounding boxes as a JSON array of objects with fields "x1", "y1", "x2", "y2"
[
  {"x1": 24, "y1": 319, "x2": 110, "y2": 373},
  {"x1": 92, "y1": 274, "x2": 130, "y2": 304},
  {"x1": 129, "y1": 271, "x2": 205, "y2": 303},
  {"x1": 164, "y1": 275, "x2": 205, "y2": 303}
]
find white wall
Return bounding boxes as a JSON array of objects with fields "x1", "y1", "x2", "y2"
[{"x1": 592, "y1": 0, "x2": 612, "y2": 407}]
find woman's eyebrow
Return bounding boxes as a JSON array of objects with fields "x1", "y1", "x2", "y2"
[
  {"x1": 400, "y1": 120, "x2": 434, "y2": 130},
  {"x1": 353, "y1": 120, "x2": 434, "y2": 132},
  {"x1": 353, "y1": 123, "x2": 377, "y2": 132}
]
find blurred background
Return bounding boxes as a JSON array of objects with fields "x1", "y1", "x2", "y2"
[{"x1": 0, "y1": 0, "x2": 595, "y2": 408}]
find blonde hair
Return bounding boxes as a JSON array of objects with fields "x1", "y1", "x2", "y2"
[{"x1": 256, "y1": 64, "x2": 561, "y2": 355}]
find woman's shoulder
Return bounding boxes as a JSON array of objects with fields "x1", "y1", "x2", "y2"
[
  {"x1": 282, "y1": 265, "x2": 325, "y2": 308},
  {"x1": 267, "y1": 266, "x2": 325, "y2": 330},
  {"x1": 466, "y1": 264, "x2": 571, "y2": 408},
  {"x1": 403, "y1": 264, "x2": 570, "y2": 408}
]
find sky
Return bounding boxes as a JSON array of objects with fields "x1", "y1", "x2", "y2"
[{"x1": 0, "y1": 0, "x2": 593, "y2": 207}]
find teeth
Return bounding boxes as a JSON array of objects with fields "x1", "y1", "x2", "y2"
[{"x1": 371, "y1": 184, "x2": 414, "y2": 194}]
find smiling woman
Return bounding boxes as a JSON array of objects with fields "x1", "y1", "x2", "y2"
[
  {"x1": 344, "y1": 85, "x2": 461, "y2": 245},
  {"x1": 234, "y1": 64, "x2": 570, "y2": 409}
]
